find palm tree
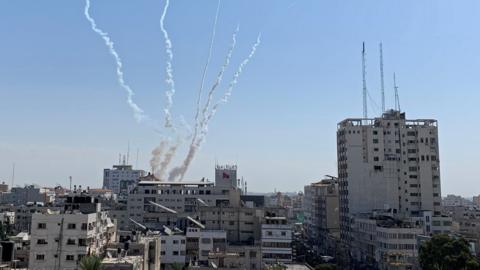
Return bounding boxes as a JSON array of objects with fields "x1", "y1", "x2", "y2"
[
  {"x1": 79, "y1": 256, "x2": 104, "y2": 270},
  {"x1": 171, "y1": 262, "x2": 184, "y2": 270}
]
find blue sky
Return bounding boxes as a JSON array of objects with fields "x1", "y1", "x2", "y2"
[{"x1": 0, "y1": 0, "x2": 479, "y2": 195}]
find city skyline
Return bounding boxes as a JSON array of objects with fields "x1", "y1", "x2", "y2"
[{"x1": 1, "y1": 0, "x2": 479, "y2": 195}]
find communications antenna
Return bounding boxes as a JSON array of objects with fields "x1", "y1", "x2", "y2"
[
  {"x1": 127, "y1": 141, "x2": 130, "y2": 165},
  {"x1": 11, "y1": 163, "x2": 15, "y2": 189},
  {"x1": 362, "y1": 42, "x2": 368, "y2": 118},
  {"x1": 379, "y1": 42, "x2": 385, "y2": 112},
  {"x1": 394, "y1": 73, "x2": 401, "y2": 111}
]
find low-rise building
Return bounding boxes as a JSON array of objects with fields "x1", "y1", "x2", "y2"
[
  {"x1": 352, "y1": 213, "x2": 423, "y2": 270},
  {"x1": 186, "y1": 227, "x2": 227, "y2": 266},
  {"x1": 303, "y1": 178, "x2": 340, "y2": 255},
  {"x1": 28, "y1": 194, "x2": 116, "y2": 270},
  {"x1": 261, "y1": 216, "x2": 293, "y2": 265},
  {"x1": 0, "y1": 181, "x2": 8, "y2": 193},
  {"x1": 0, "y1": 185, "x2": 53, "y2": 206}
]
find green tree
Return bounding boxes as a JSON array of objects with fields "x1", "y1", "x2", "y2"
[
  {"x1": 79, "y1": 256, "x2": 104, "y2": 270},
  {"x1": 171, "y1": 262, "x2": 184, "y2": 270},
  {"x1": 419, "y1": 234, "x2": 480, "y2": 270},
  {"x1": 315, "y1": 263, "x2": 337, "y2": 270},
  {"x1": 0, "y1": 223, "x2": 7, "y2": 241}
]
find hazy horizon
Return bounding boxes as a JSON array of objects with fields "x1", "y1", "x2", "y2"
[{"x1": 1, "y1": 0, "x2": 479, "y2": 196}]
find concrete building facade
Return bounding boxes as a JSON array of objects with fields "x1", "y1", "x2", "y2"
[
  {"x1": 337, "y1": 110, "x2": 443, "y2": 243},
  {"x1": 303, "y1": 178, "x2": 340, "y2": 255},
  {"x1": 103, "y1": 164, "x2": 146, "y2": 197},
  {"x1": 28, "y1": 194, "x2": 116, "y2": 270},
  {"x1": 261, "y1": 217, "x2": 293, "y2": 264}
]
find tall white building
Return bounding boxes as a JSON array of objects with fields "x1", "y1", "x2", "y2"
[
  {"x1": 103, "y1": 164, "x2": 145, "y2": 197},
  {"x1": 337, "y1": 110, "x2": 443, "y2": 242},
  {"x1": 28, "y1": 194, "x2": 116, "y2": 270}
]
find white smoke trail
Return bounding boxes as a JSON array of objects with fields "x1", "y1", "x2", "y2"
[
  {"x1": 168, "y1": 34, "x2": 261, "y2": 182},
  {"x1": 150, "y1": 140, "x2": 168, "y2": 176},
  {"x1": 84, "y1": 0, "x2": 147, "y2": 123},
  {"x1": 199, "y1": 26, "x2": 239, "y2": 133},
  {"x1": 192, "y1": 0, "x2": 222, "y2": 140},
  {"x1": 201, "y1": 34, "x2": 261, "y2": 135},
  {"x1": 160, "y1": 0, "x2": 176, "y2": 131},
  {"x1": 154, "y1": 0, "x2": 221, "y2": 177},
  {"x1": 157, "y1": 140, "x2": 180, "y2": 179}
]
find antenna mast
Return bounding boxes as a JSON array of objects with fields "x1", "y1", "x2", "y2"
[
  {"x1": 380, "y1": 42, "x2": 385, "y2": 112},
  {"x1": 127, "y1": 141, "x2": 130, "y2": 165},
  {"x1": 135, "y1": 148, "x2": 139, "y2": 169},
  {"x1": 394, "y1": 73, "x2": 401, "y2": 111},
  {"x1": 362, "y1": 42, "x2": 368, "y2": 118},
  {"x1": 11, "y1": 163, "x2": 15, "y2": 190}
]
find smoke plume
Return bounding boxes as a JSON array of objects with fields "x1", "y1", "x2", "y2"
[
  {"x1": 192, "y1": 0, "x2": 222, "y2": 141},
  {"x1": 168, "y1": 34, "x2": 261, "y2": 181},
  {"x1": 160, "y1": 0, "x2": 176, "y2": 132},
  {"x1": 84, "y1": 0, "x2": 148, "y2": 123},
  {"x1": 199, "y1": 26, "x2": 239, "y2": 134},
  {"x1": 150, "y1": 140, "x2": 168, "y2": 176}
]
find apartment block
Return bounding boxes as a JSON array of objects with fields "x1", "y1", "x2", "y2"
[
  {"x1": 28, "y1": 194, "x2": 116, "y2": 270},
  {"x1": 103, "y1": 164, "x2": 145, "y2": 197},
  {"x1": 304, "y1": 178, "x2": 340, "y2": 255},
  {"x1": 261, "y1": 216, "x2": 293, "y2": 264},
  {"x1": 337, "y1": 110, "x2": 443, "y2": 243}
]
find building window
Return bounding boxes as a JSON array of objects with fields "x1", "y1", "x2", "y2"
[
  {"x1": 81, "y1": 223, "x2": 88, "y2": 230},
  {"x1": 66, "y1": 255, "x2": 75, "y2": 261},
  {"x1": 173, "y1": 251, "x2": 179, "y2": 256},
  {"x1": 78, "y1": 238, "x2": 87, "y2": 246},
  {"x1": 67, "y1": 223, "x2": 76, "y2": 230},
  {"x1": 37, "y1": 239, "x2": 47, "y2": 245},
  {"x1": 66, "y1": 239, "x2": 76, "y2": 245},
  {"x1": 37, "y1": 223, "x2": 46, "y2": 229},
  {"x1": 36, "y1": 254, "x2": 45, "y2": 260}
]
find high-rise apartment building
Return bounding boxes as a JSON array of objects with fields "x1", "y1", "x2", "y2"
[
  {"x1": 337, "y1": 110, "x2": 442, "y2": 242},
  {"x1": 103, "y1": 164, "x2": 145, "y2": 197}
]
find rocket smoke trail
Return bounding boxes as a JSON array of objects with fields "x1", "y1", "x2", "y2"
[
  {"x1": 202, "y1": 34, "x2": 262, "y2": 135},
  {"x1": 153, "y1": 0, "x2": 221, "y2": 179},
  {"x1": 199, "y1": 26, "x2": 239, "y2": 135},
  {"x1": 168, "y1": 35, "x2": 261, "y2": 181},
  {"x1": 192, "y1": 0, "x2": 222, "y2": 144},
  {"x1": 84, "y1": 0, "x2": 147, "y2": 123},
  {"x1": 150, "y1": 140, "x2": 167, "y2": 176},
  {"x1": 149, "y1": 0, "x2": 177, "y2": 179},
  {"x1": 160, "y1": 0, "x2": 176, "y2": 132},
  {"x1": 156, "y1": 140, "x2": 180, "y2": 178}
]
